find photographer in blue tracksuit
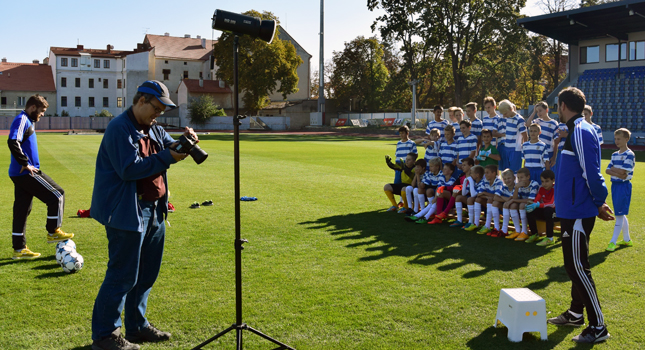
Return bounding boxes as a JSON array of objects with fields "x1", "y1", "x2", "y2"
[{"x1": 547, "y1": 87, "x2": 614, "y2": 344}]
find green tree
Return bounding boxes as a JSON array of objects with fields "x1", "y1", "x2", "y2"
[
  {"x1": 212, "y1": 11, "x2": 303, "y2": 115},
  {"x1": 188, "y1": 95, "x2": 226, "y2": 125},
  {"x1": 94, "y1": 109, "x2": 113, "y2": 117},
  {"x1": 329, "y1": 36, "x2": 390, "y2": 112}
]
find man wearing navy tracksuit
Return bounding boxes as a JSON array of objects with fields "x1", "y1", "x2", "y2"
[{"x1": 548, "y1": 87, "x2": 614, "y2": 343}]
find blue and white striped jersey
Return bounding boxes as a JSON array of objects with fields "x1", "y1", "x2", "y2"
[
  {"x1": 474, "y1": 178, "x2": 487, "y2": 194},
  {"x1": 517, "y1": 180, "x2": 539, "y2": 200},
  {"x1": 521, "y1": 141, "x2": 549, "y2": 168},
  {"x1": 395, "y1": 140, "x2": 418, "y2": 158},
  {"x1": 438, "y1": 173, "x2": 457, "y2": 187},
  {"x1": 591, "y1": 122, "x2": 603, "y2": 145},
  {"x1": 532, "y1": 118, "x2": 559, "y2": 153},
  {"x1": 422, "y1": 170, "x2": 443, "y2": 186},
  {"x1": 422, "y1": 141, "x2": 440, "y2": 168},
  {"x1": 439, "y1": 140, "x2": 458, "y2": 164},
  {"x1": 453, "y1": 122, "x2": 463, "y2": 140},
  {"x1": 482, "y1": 114, "x2": 500, "y2": 145},
  {"x1": 482, "y1": 176, "x2": 503, "y2": 194},
  {"x1": 500, "y1": 114, "x2": 527, "y2": 149},
  {"x1": 607, "y1": 149, "x2": 635, "y2": 182},
  {"x1": 556, "y1": 122, "x2": 568, "y2": 151},
  {"x1": 425, "y1": 119, "x2": 450, "y2": 138},
  {"x1": 456, "y1": 134, "x2": 478, "y2": 162},
  {"x1": 496, "y1": 182, "x2": 515, "y2": 198},
  {"x1": 469, "y1": 118, "x2": 483, "y2": 137}
]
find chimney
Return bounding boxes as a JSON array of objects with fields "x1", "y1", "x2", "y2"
[
  {"x1": 33, "y1": 59, "x2": 40, "y2": 64},
  {"x1": 107, "y1": 44, "x2": 111, "y2": 53},
  {"x1": 201, "y1": 38, "x2": 206, "y2": 49},
  {"x1": 199, "y1": 78, "x2": 204, "y2": 88},
  {"x1": 1, "y1": 57, "x2": 7, "y2": 63},
  {"x1": 196, "y1": 35, "x2": 201, "y2": 39},
  {"x1": 43, "y1": 57, "x2": 49, "y2": 65},
  {"x1": 164, "y1": 32, "x2": 170, "y2": 36},
  {"x1": 77, "y1": 44, "x2": 84, "y2": 50},
  {"x1": 184, "y1": 34, "x2": 191, "y2": 38},
  {"x1": 219, "y1": 80, "x2": 225, "y2": 88}
]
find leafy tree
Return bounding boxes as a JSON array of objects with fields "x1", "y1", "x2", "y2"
[
  {"x1": 188, "y1": 95, "x2": 226, "y2": 125},
  {"x1": 310, "y1": 61, "x2": 334, "y2": 99},
  {"x1": 212, "y1": 10, "x2": 303, "y2": 115},
  {"x1": 94, "y1": 109, "x2": 113, "y2": 117}
]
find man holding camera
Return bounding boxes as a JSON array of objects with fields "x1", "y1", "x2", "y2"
[{"x1": 90, "y1": 80, "x2": 198, "y2": 350}]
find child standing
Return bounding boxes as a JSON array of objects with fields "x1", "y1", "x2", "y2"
[
  {"x1": 583, "y1": 105, "x2": 603, "y2": 146},
  {"x1": 439, "y1": 125, "x2": 458, "y2": 166},
  {"x1": 509, "y1": 168, "x2": 539, "y2": 241},
  {"x1": 476, "y1": 129, "x2": 501, "y2": 167},
  {"x1": 465, "y1": 102, "x2": 483, "y2": 145},
  {"x1": 416, "y1": 128, "x2": 441, "y2": 170},
  {"x1": 605, "y1": 128, "x2": 635, "y2": 251},
  {"x1": 526, "y1": 101, "x2": 559, "y2": 160},
  {"x1": 384, "y1": 153, "x2": 417, "y2": 212},
  {"x1": 451, "y1": 107, "x2": 464, "y2": 140},
  {"x1": 425, "y1": 105, "x2": 450, "y2": 140},
  {"x1": 521, "y1": 124, "x2": 550, "y2": 185},
  {"x1": 525, "y1": 170, "x2": 557, "y2": 246},
  {"x1": 456, "y1": 120, "x2": 478, "y2": 178}
]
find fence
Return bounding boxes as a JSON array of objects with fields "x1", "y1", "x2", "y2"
[{"x1": 0, "y1": 116, "x2": 180, "y2": 130}]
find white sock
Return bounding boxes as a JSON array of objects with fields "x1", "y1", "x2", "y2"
[
  {"x1": 412, "y1": 188, "x2": 419, "y2": 212},
  {"x1": 467, "y1": 205, "x2": 475, "y2": 224},
  {"x1": 486, "y1": 204, "x2": 493, "y2": 229},
  {"x1": 456, "y1": 202, "x2": 463, "y2": 222},
  {"x1": 611, "y1": 216, "x2": 624, "y2": 244},
  {"x1": 406, "y1": 186, "x2": 414, "y2": 209},
  {"x1": 520, "y1": 209, "x2": 528, "y2": 234},
  {"x1": 569, "y1": 310, "x2": 583, "y2": 318},
  {"x1": 417, "y1": 192, "x2": 426, "y2": 211},
  {"x1": 492, "y1": 206, "x2": 500, "y2": 230},
  {"x1": 474, "y1": 202, "x2": 482, "y2": 226},
  {"x1": 510, "y1": 210, "x2": 521, "y2": 233},
  {"x1": 502, "y1": 208, "x2": 510, "y2": 232},
  {"x1": 424, "y1": 203, "x2": 437, "y2": 220},
  {"x1": 417, "y1": 197, "x2": 433, "y2": 217},
  {"x1": 623, "y1": 216, "x2": 630, "y2": 242}
]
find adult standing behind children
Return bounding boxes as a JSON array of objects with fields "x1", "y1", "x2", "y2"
[
  {"x1": 90, "y1": 80, "x2": 197, "y2": 350},
  {"x1": 8, "y1": 94, "x2": 74, "y2": 259},
  {"x1": 548, "y1": 87, "x2": 614, "y2": 344}
]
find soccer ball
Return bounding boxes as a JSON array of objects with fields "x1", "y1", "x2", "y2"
[
  {"x1": 55, "y1": 245, "x2": 75, "y2": 265},
  {"x1": 60, "y1": 251, "x2": 84, "y2": 273},
  {"x1": 56, "y1": 239, "x2": 76, "y2": 251}
]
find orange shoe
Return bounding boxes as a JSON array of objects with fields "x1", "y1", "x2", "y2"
[
  {"x1": 428, "y1": 217, "x2": 443, "y2": 225},
  {"x1": 398, "y1": 202, "x2": 405, "y2": 208},
  {"x1": 514, "y1": 232, "x2": 530, "y2": 241},
  {"x1": 505, "y1": 232, "x2": 520, "y2": 240},
  {"x1": 436, "y1": 212, "x2": 447, "y2": 220}
]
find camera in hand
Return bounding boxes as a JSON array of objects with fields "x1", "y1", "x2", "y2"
[{"x1": 172, "y1": 134, "x2": 208, "y2": 164}]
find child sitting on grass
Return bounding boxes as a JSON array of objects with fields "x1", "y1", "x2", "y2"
[
  {"x1": 606, "y1": 128, "x2": 635, "y2": 252},
  {"x1": 473, "y1": 165, "x2": 503, "y2": 234},
  {"x1": 405, "y1": 159, "x2": 427, "y2": 215},
  {"x1": 384, "y1": 153, "x2": 417, "y2": 212},
  {"x1": 412, "y1": 163, "x2": 456, "y2": 224},
  {"x1": 525, "y1": 170, "x2": 557, "y2": 246},
  {"x1": 491, "y1": 169, "x2": 516, "y2": 237},
  {"x1": 509, "y1": 168, "x2": 539, "y2": 241}
]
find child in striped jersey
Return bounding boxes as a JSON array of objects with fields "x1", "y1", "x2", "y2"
[
  {"x1": 425, "y1": 105, "x2": 450, "y2": 140},
  {"x1": 416, "y1": 128, "x2": 441, "y2": 170},
  {"x1": 432, "y1": 157, "x2": 475, "y2": 226},
  {"x1": 455, "y1": 166, "x2": 487, "y2": 228},
  {"x1": 455, "y1": 119, "x2": 478, "y2": 178},
  {"x1": 439, "y1": 125, "x2": 458, "y2": 166},
  {"x1": 465, "y1": 102, "x2": 483, "y2": 145},
  {"x1": 606, "y1": 128, "x2": 635, "y2": 252},
  {"x1": 492, "y1": 169, "x2": 517, "y2": 237},
  {"x1": 404, "y1": 159, "x2": 428, "y2": 215},
  {"x1": 450, "y1": 107, "x2": 464, "y2": 140},
  {"x1": 497, "y1": 100, "x2": 528, "y2": 173},
  {"x1": 526, "y1": 101, "x2": 559, "y2": 159},
  {"x1": 393, "y1": 125, "x2": 417, "y2": 206},
  {"x1": 583, "y1": 105, "x2": 603, "y2": 145},
  {"x1": 412, "y1": 163, "x2": 456, "y2": 224},
  {"x1": 406, "y1": 158, "x2": 443, "y2": 222},
  {"x1": 521, "y1": 124, "x2": 550, "y2": 185},
  {"x1": 550, "y1": 121, "x2": 569, "y2": 172},
  {"x1": 473, "y1": 165, "x2": 503, "y2": 234},
  {"x1": 508, "y1": 168, "x2": 540, "y2": 241}
]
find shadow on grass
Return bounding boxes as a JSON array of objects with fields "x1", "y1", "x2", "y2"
[
  {"x1": 0, "y1": 254, "x2": 56, "y2": 268},
  {"x1": 524, "y1": 250, "x2": 611, "y2": 291},
  {"x1": 466, "y1": 325, "x2": 576, "y2": 349},
  {"x1": 300, "y1": 210, "x2": 557, "y2": 277}
]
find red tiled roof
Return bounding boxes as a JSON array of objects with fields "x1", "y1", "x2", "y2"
[
  {"x1": 49, "y1": 46, "x2": 131, "y2": 58},
  {"x1": 0, "y1": 62, "x2": 56, "y2": 92},
  {"x1": 182, "y1": 79, "x2": 231, "y2": 93},
  {"x1": 145, "y1": 34, "x2": 216, "y2": 61}
]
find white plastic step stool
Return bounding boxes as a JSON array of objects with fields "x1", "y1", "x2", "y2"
[{"x1": 494, "y1": 288, "x2": 548, "y2": 342}]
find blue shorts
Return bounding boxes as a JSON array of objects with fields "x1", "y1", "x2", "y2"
[
  {"x1": 497, "y1": 143, "x2": 506, "y2": 171},
  {"x1": 527, "y1": 167, "x2": 545, "y2": 186},
  {"x1": 611, "y1": 181, "x2": 632, "y2": 216},
  {"x1": 508, "y1": 149, "x2": 523, "y2": 173}
]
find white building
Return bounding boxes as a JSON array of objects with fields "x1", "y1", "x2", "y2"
[{"x1": 49, "y1": 45, "x2": 129, "y2": 117}]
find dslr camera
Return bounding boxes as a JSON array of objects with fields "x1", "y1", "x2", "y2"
[{"x1": 171, "y1": 134, "x2": 208, "y2": 164}]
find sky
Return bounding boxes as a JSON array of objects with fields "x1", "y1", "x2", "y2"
[{"x1": 2, "y1": 0, "x2": 543, "y2": 76}]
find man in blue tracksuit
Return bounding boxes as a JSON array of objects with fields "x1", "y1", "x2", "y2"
[
  {"x1": 90, "y1": 80, "x2": 198, "y2": 350},
  {"x1": 547, "y1": 87, "x2": 614, "y2": 343}
]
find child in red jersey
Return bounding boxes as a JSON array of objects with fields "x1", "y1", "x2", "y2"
[{"x1": 525, "y1": 170, "x2": 557, "y2": 246}]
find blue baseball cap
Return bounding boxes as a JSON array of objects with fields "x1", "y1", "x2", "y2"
[{"x1": 137, "y1": 80, "x2": 176, "y2": 108}]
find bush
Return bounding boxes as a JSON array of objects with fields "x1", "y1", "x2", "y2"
[
  {"x1": 188, "y1": 95, "x2": 226, "y2": 125},
  {"x1": 94, "y1": 109, "x2": 113, "y2": 117},
  {"x1": 61, "y1": 110, "x2": 69, "y2": 117}
]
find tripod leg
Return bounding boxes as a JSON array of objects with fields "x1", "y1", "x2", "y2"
[
  {"x1": 191, "y1": 324, "x2": 236, "y2": 350},
  {"x1": 237, "y1": 326, "x2": 243, "y2": 350},
  {"x1": 245, "y1": 325, "x2": 295, "y2": 350}
]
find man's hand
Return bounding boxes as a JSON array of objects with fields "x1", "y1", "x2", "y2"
[
  {"x1": 170, "y1": 150, "x2": 189, "y2": 162},
  {"x1": 21, "y1": 164, "x2": 38, "y2": 176},
  {"x1": 598, "y1": 203, "x2": 615, "y2": 221},
  {"x1": 184, "y1": 127, "x2": 198, "y2": 142}
]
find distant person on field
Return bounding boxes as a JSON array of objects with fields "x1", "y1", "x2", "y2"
[
  {"x1": 583, "y1": 105, "x2": 603, "y2": 145},
  {"x1": 525, "y1": 170, "x2": 557, "y2": 246},
  {"x1": 605, "y1": 128, "x2": 635, "y2": 252},
  {"x1": 8, "y1": 94, "x2": 74, "y2": 260}
]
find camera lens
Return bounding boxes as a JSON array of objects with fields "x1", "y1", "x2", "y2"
[{"x1": 189, "y1": 144, "x2": 209, "y2": 164}]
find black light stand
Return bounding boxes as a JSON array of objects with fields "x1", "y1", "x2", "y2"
[{"x1": 192, "y1": 34, "x2": 295, "y2": 350}]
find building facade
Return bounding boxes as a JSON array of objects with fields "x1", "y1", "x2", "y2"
[{"x1": 0, "y1": 58, "x2": 57, "y2": 116}]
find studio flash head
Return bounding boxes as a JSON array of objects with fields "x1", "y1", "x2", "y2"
[{"x1": 212, "y1": 9, "x2": 277, "y2": 44}]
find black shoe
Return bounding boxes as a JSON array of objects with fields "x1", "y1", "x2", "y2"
[
  {"x1": 92, "y1": 329, "x2": 140, "y2": 350},
  {"x1": 190, "y1": 201, "x2": 200, "y2": 209},
  {"x1": 547, "y1": 310, "x2": 585, "y2": 327},
  {"x1": 572, "y1": 325, "x2": 610, "y2": 343},
  {"x1": 125, "y1": 324, "x2": 171, "y2": 343},
  {"x1": 201, "y1": 200, "x2": 213, "y2": 206}
]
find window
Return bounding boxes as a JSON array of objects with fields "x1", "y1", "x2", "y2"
[
  {"x1": 183, "y1": 71, "x2": 188, "y2": 79},
  {"x1": 89, "y1": 97, "x2": 95, "y2": 107},
  {"x1": 18, "y1": 97, "x2": 26, "y2": 106},
  {"x1": 165, "y1": 60, "x2": 168, "y2": 64},
  {"x1": 89, "y1": 78, "x2": 94, "y2": 88},
  {"x1": 61, "y1": 96, "x2": 67, "y2": 107},
  {"x1": 103, "y1": 97, "x2": 109, "y2": 107},
  {"x1": 61, "y1": 77, "x2": 67, "y2": 87},
  {"x1": 606, "y1": 43, "x2": 627, "y2": 62},
  {"x1": 94, "y1": 59, "x2": 101, "y2": 68},
  {"x1": 104, "y1": 60, "x2": 110, "y2": 68},
  {"x1": 117, "y1": 97, "x2": 123, "y2": 108},
  {"x1": 199, "y1": 72, "x2": 203, "y2": 79},
  {"x1": 580, "y1": 46, "x2": 600, "y2": 64},
  {"x1": 0, "y1": 97, "x2": 6, "y2": 105},
  {"x1": 75, "y1": 96, "x2": 81, "y2": 107},
  {"x1": 117, "y1": 79, "x2": 122, "y2": 89},
  {"x1": 71, "y1": 58, "x2": 78, "y2": 67},
  {"x1": 630, "y1": 41, "x2": 645, "y2": 61},
  {"x1": 162, "y1": 69, "x2": 170, "y2": 80},
  {"x1": 61, "y1": 57, "x2": 68, "y2": 67},
  {"x1": 103, "y1": 79, "x2": 109, "y2": 89},
  {"x1": 184, "y1": 62, "x2": 187, "y2": 65},
  {"x1": 75, "y1": 77, "x2": 81, "y2": 88}
]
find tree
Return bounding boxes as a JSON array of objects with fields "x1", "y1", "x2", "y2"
[
  {"x1": 188, "y1": 95, "x2": 226, "y2": 125},
  {"x1": 94, "y1": 109, "x2": 113, "y2": 117},
  {"x1": 329, "y1": 36, "x2": 390, "y2": 112},
  {"x1": 212, "y1": 10, "x2": 303, "y2": 115},
  {"x1": 310, "y1": 61, "x2": 334, "y2": 99}
]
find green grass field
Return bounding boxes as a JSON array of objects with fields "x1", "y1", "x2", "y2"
[{"x1": 0, "y1": 133, "x2": 643, "y2": 350}]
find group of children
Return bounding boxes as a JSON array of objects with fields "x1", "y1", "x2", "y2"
[{"x1": 383, "y1": 97, "x2": 635, "y2": 251}]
